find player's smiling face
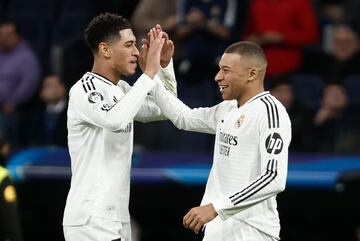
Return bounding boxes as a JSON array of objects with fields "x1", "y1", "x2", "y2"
[
  {"x1": 215, "y1": 53, "x2": 249, "y2": 102},
  {"x1": 109, "y1": 28, "x2": 139, "y2": 77}
]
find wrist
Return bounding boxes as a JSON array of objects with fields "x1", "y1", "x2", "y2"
[
  {"x1": 144, "y1": 71, "x2": 155, "y2": 79},
  {"x1": 160, "y1": 60, "x2": 170, "y2": 68}
]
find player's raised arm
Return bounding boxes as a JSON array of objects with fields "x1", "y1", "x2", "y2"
[
  {"x1": 143, "y1": 27, "x2": 165, "y2": 79},
  {"x1": 139, "y1": 25, "x2": 177, "y2": 96}
]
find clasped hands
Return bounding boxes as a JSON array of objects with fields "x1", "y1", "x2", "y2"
[{"x1": 139, "y1": 24, "x2": 174, "y2": 74}]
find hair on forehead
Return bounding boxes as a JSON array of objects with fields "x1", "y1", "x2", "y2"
[{"x1": 225, "y1": 41, "x2": 267, "y2": 67}]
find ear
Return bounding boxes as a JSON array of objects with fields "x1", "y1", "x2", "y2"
[
  {"x1": 248, "y1": 68, "x2": 258, "y2": 82},
  {"x1": 98, "y1": 42, "x2": 111, "y2": 58}
]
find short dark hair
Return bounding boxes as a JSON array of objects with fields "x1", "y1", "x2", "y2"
[
  {"x1": 84, "y1": 13, "x2": 132, "y2": 53},
  {"x1": 225, "y1": 41, "x2": 267, "y2": 67}
]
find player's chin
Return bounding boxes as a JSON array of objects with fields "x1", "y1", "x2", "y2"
[
  {"x1": 221, "y1": 93, "x2": 230, "y2": 101},
  {"x1": 128, "y1": 63, "x2": 137, "y2": 73},
  {"x1": 126, "y1": 67, "x2": 137, "y2": 76}
]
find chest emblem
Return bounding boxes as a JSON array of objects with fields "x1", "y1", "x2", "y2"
[{"x1": 234, "y1": 114, "x2": 245, "y2": 129}]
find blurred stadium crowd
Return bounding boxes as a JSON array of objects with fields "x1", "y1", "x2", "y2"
[{"x1": 1, "y1": 0, "x2": 360, "y2": 153}]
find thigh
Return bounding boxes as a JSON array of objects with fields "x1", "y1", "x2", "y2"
[
  {"x1": 63, "y1": 225, "x2": 93, "y2": 241},
  {"x1": 64, "y1": 217, "x2": 130, "y2": 241},
  {"x1": 225, "y1": 219, "x2": 276, "y2": 241},
  {"x1": 203, "y1": 216, "x2": 223, "y2": 241}
]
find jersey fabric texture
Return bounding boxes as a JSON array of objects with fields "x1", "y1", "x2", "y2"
[
  {"x1": 63, "y1": 63, "x2": 175, "y2": 226},
  {"x1": 154, "y1": 85, "x2": 291, "y2": 240}
]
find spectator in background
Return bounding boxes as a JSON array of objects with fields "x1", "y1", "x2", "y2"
[
  {"x1": 0, "y1": 20, "x2": 40, "y2": 147},
  {"x1": 27, "y1": 74, "x2": 68, "y2": 147},
  {"x1": 38, "y1": 74, "x2": 67, "y2": 146},
  {"x1": 0, "y1": 131, "x2": 23, "y2": 241},
  {"x1": 175, "y1": 0, "x2": 237, "y2": 84},
  {"x1": 326, "y1": 23, "x2": 360, "y2": 82},
  {"x1": 269, "y1": 77, "x2": 316, "y2": 152},
  {"x1": 243, "y1": 0, "x2": 318, "y2": 77},
  {"x1": 313, "y1": 83, "x2": 350, "y2": 151},
  {"x1": 131, "y1": 0, "x2": 177, "y2": 50},
  {"x1": 316, "y1": 0, "x2": 345, "y2": 52},
  {"x1": 318, "y1": 83, "x2": 360, "y2": 153},
  {"x1": 302, "y1": 22, "x2": 360, "y2": 83}
]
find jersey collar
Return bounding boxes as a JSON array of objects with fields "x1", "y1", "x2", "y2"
[
  {"x1": 244, "y1": 91, "x2": 270, "y2": 106},
  {"x1": 86, "y1": 72, "x2": 115, "y2": 86}
]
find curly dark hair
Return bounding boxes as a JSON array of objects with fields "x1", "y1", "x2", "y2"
[{"x1": 84, "y1": 13, "x2": 132, "y2": 53}]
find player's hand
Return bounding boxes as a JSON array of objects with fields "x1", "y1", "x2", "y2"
[
  {"x1": 139, "y1": 38, "x2": 149, "y2": 72},
  {"x1": 139, "y1": 25, "x2": 174, "y2": 71},
  {"x1": 183, "y1": 203, "x2": 218, "y2": 234},
  {"x1": 144, "y1": 28, "x2": 165, "y2": 79},
  {"x1": 155, "y1": 24, "x2": 174, "y2": 68},
  {"x1": 314, "y1": 108, "x2": 333, "y2": 126}
]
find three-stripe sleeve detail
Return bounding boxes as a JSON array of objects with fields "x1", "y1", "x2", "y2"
[
  {"x1": 82, "y1": 76, "x2": 96, "y2": 93},
  {"x1": 260, "y1": 98, "x2": 271, "y2": 128},
  {"x1": 260, "y1": 96, "x2": 279, "y2": 128},
  {"x1": 230, "y1": 159, "x2": 278, "y2": 206}
]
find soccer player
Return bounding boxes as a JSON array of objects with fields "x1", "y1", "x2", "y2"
[
  {"x1": 62, "y1": 13, "x2": 175, "y2": 241},
  {"x1": 153, "y1": 41, "x2": 291, "y2": 240}
]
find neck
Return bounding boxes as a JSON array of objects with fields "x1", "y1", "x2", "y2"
[
  {"x1": 237, "y1": 84, "x2": 264, "y2": 107},
  {"x1": 92, "y1": 60, "x2": 121, "y2": 85}
]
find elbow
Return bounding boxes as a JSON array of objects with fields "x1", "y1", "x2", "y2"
[
  {"x1": 278, "y1": 182, "x2": 286, "y2": 193},
  {"x1": 275, "y1": 178, "x2": 287, "y2": 193},
  {"x1": 173, "y1": 117, "x2": 188, "y2": 130}
]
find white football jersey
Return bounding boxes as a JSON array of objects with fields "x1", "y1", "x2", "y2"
[
  {"x1": 63, "y1": 64, "x2": 175, "y2": 225},
  {"x1": 154, "y1": 86, "x2": 291, "y2": 239}
]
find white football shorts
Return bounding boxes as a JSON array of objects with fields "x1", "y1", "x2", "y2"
[
  {"x1": 203, "y1": 216, "x2": 277, "y2": 241},
  {"x1": 63, "y1": 216, "x2": 131, "y2": 241}
]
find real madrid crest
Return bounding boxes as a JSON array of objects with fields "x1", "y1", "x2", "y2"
[
  {"x1": 88, "y1": 92, "x2": 104, "y2": 104},
  {"x1": 234, "y1": 114, "x2": 245, "y2": 128}
]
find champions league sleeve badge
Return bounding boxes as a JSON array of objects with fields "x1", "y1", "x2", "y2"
[{"x1": 88, "y1": 92, "x2": 104, "y2": 104}]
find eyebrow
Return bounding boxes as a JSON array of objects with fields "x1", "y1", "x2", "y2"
[
  {"x1": 124, "y1": 40, "x2": 136, "y2": 45},
  {"x1": 220, "y1": 65, "x2": 231, "y2": 70}
]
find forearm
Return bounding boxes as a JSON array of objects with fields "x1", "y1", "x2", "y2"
[
  {"x1": 154, "y1": 82, "x2": 217, "y2": 134},
  {"x1": 158, "y1": 59, "x2": 177, "y2": 96},
  {"x1": 212, "y1": 160, "x2": 286, "y2": 220},
  {"x1": 135, "y1": 93, "x2": 165, "y2": 123},
  {"x1": 76, "y1": 74, "x2": 157, "y2": 131}
]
